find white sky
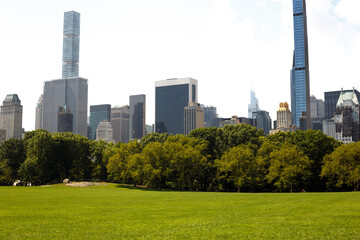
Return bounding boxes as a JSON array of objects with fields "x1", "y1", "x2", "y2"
[{"x1": 1, "y1": 0, "x2": 360, "y2": 131}]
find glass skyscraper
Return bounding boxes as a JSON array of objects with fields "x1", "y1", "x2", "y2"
[
  {"x1": 89, "y1": 104, "x2": 112, "y2": 140},
  {"x1": 62, "y1": 11, "x2": 80, "y2": 78},
  {"x1": 129, "y1": 95, "x2": 146, "y2": 140},
  {"x1": 291, "y1": 0, "x2": 311, "y2": 128}
]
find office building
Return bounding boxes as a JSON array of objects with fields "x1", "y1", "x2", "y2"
[
  {"x1": 89, "y1": 104, "x2": 111, "y2": 140},
  {"x1": 155, "y1": 78, "x2": 198, "y2": 134},
  {"x1": 248, "y1": 90, "x2": 260, "y2": 119},
  {"x1": 324, "y1": 89, "x2": 360, "y2": 120},
  {"x1": 35, "y1": 94, "x2": 44, "y2": 130},
  {"x1": 310, "y1": 95, "x2": 325, "y2": 130},
  {"x1": 254, "y1": 110, "x2": 272, "y2": 135},
  {"x1": 0, "y1": 94, "x2": 23, "y2": 140},
  {"x1": 58, "y1": 104, "x2": 73, "y2": 132},
  {"x1": 219, "y1": 115, "x2": 256, "y2": 128},
  {"x1": 323, "y1": 119, "x2": 336, "y2": 139},
  {"x1": 43, "y1": 77, "x2": 88, "y2": 136},
  {"x1": 201, "y1": 105, "x2": 219, "y2": 128},
  {"x1": 96, "y1": 121, "x2": 114, "y2": 143},
  {"x1": 129, "y1": 94, "x2": 146, "y2": 140},
  {"x1": 290, "y1": 0, "x2": 311, "y2": 128},
  {"x1": 145, "y1": 125, "x2": 153, "y2": 135},
  {"x1": 0, "y1": 129, "x2": 6, "y2": 144},
  {"x1": 184, "y1": 102, "x2": 204, "y2": 135},
  {"x1": 62, "y1": 11, "x2": 80, "y2": 78},
  {"x1": 111, "y1": 105, "x2": 130, "y2": 143},
  {"x1": 334, "y1": 89, "x2": 360, "y2": 143},
  {"x1": 270, "y1": 102, "x2": 298, "y2": 134}
]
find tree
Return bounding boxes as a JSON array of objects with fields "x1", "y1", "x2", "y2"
[
  {"x1": 139, "y1": 132, "x2": 169, "y2": 148},
  {"x1": 107, "y1": 140, "x2": 142, "y2": 183},
  {"x1": 19, "y1": 131, "x2": 55, "y2": 184},
  {"x1": 216, "y1": 145, "x2": 257, "y2": 192},
  {"x1": 321, "y1": 142, "x2": 360, "y2": 191},
  {"x1": 0, "y1": 138, "x2": 26, "y2": 185},
  {"x1": 266, "y1": 143, "x2": 312, "y2": 192},
  {"x1": 91, "y1": 140, "x2": 111, "y2": 181}
]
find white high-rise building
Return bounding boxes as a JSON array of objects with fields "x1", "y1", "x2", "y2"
[
  {"x1": 0, "y1": 94, "x2": 23, "y2": 140},
  {"x1": 248, "y1": 90, "x2": 260, "y2": 119}
]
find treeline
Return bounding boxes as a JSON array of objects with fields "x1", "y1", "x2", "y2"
[{"x1": 1, "y1": 125, "x2": 360, "y2": 192}]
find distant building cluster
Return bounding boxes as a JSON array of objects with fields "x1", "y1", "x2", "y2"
[{"x1": 2, "y1": 1, "x2": 360, "y2": 145}]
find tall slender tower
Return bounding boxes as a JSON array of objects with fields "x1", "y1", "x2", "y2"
[
  {"x1": 248, "y1": 90, "x2": 260, "y2": 119},
  {"x1": 62, "y1": 11, "x2": 80, "y2": 78},
  {"x1": 291, "y1": 0, "x2": 311, "y2": 128}
]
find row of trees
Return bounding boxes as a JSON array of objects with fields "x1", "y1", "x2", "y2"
[{"x1": 0, "y1": 125, "x2": 360, "y2": 192}]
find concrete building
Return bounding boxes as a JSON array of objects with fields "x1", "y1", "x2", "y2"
[
  {"x1": 89, "y1": 104, "x2": 111, "y2": 140},
  {"x1": 323, "y1": 119, "x2": 336, "y2": 139},
  {"x1": 334, "y1": 89, "x2": 360, "y2": 143},
  {"x1": 248, "y1": 90, "x2": 260, "y2": 119},
  {"x1": 155, "y1": 78, "x2": 198, "y2": 134},
  {"x1": 111, "y1": 105, "x2": 130, "y2": 143},
  {"x1": 270, "y1": 102, "x2": 298, "y2": 134},
  {"x1": 129, "y1": 94, "x2": 146, "y2": 140},
  {"x1": 184, "y1": 102, "x2": 204, "y2": 135},
  {"x1": 35, "y1": 94, "x2": 44, "y2": 130},
  {"x1": 310, "y1": 95, "x2": 325, "y2": 130},
  {"x1": 0, "y1": 94, "x2": 23, "y2": 140},
  {"x1": 219, "y1": 115, "x2": 256, "y2": 128},
  {"x1": 58, "y1": 104, "x2": 73, "y2": 132},
  {"x1": 0, "y1": 129, "x2": 6, "y2": 144},
  {"x1": 96, "y1": 121, "x2": 114, "y2": 143},
  {"x1": 254, "y1": 110, "x2": 272, "y2": 135}
]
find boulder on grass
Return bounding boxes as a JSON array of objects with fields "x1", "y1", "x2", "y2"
[
  {"x1": 13, "y1": 180, "x2": 21, "y2": 186},
  {"x1": 63, "y1": 178, "x2": 71, "y2": 183}
]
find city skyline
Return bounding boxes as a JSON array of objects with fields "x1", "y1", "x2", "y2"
[{"x1": 1, "y1": 0, "x2": 360, "y2": 131}]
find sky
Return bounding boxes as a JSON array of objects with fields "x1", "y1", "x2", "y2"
[{"x1": 1, "y1": 0, "x2": 360, "y2": 131}]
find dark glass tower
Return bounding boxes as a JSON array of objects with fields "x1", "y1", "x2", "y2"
[
  {"x1": 155, "y1": 78, "x2": 198, "y2": 135},
  {"x1": 129, "y1": 95, "x2": 146, "y2": 140},
  {"x1": 291, "y1": 0, "x2": 311, "y2": 128},
  {"x1": 89, "y1": 104, "x2": 111, "y2": 140}
]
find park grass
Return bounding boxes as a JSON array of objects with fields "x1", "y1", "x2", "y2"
[{"x1": 0, "y1": 184, "x2": 359, "y2": 239}]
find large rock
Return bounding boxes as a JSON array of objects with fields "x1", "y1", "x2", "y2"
[
  {"x1": 13, "y1": 180, "x2": 21, "y2": 186},
  {"x1": 63, "y1": 178, "x2": 71, "y2": 183}
]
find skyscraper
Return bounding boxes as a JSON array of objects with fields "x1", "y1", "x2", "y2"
[
  {"x1": 324, "y1": 89, "x2": 360, "y2": 120},
  {"x1": 96, "y1": 121, "x2": 114, "y2": 143},
  {"x1": 89, "y1": 104, "x2": 111, "y2": 140},
  {"x1": 155, "y1": 78, "x2": 198, "y2": 134},
  {"x1": 62, "y1": 11, "x2": 80, "y2": 78},
  {"x1": 35, "y1": 94, "x2": 44, "y2": 130},
  {"x1": 111, "y1": 105, "x2": 130, "y2": 143},
  {"x1": 254, "y1": 110, "x2": 272, "y2": 136},
  {"x1": 184, "y1": 102, "x2": 204, "y2": 135},
  {"x1": 248, "y1": 90, "x2": 260, "y2": 119},
  {"x1": 0, "y1": 94, "x2": 23, "y2": 140},
  {"x1": 58, "y1": 104, "x2": 73, "y2": 133},
  {"x1": 201, "y1": 105, "x2": 219, "y2": 128},
  {"x1": 43, "y1": 78, "x2": 88, "y2": 136},
  {"x1": 291, "y1": 0, "x2": 311, "y2": 128},
  {"x1": 42, "y1": 11, "x2": 88, "y2": 137},
  {"x1": 129, "y1": 95, "x2": 146, "y2": 140}
]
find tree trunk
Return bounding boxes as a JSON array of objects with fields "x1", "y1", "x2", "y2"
[
  {"x1": 290, "y1": 182, "x2": 293, "y2": 193},
  {"x1": 237, "y1": 185, "x2": 240, "y2": 193}
]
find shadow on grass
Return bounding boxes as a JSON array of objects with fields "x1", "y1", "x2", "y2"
[{"x1": 115, "y1": 184, "x2": 175, "y2": 192}]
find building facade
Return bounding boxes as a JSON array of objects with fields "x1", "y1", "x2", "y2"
[
  {"x1": 129, "y1": 94, "x2": 146, "y2": 140},
  {"x1": 35, "y1": 94, "x2": 44, "y2": 130},
  {"x1": 43, "y1": 77, "x2": 88, "y2": 136},
  {"x1": 324, "y1": 89, "x2": 360, "y2": 120},
  {"x1": 291, "y1": 0, "x2": 311, "y2": 128},
  {"x1": 219, "y1": 115, "x2": 256, "y2": 128},
  {"x1": 254, "y1": 110, "x2": 272, "y2": 135},
  {"x1": 248, "y1": 90, "x2": 260, "y2": 119},
  {"x1": 111, "y1": 105, "x2": 130, "y2": 143},
  {"x1": 184, "y1": 102, "x2": 204, "y2": 135},
  {"x1": 334, "y1": 89, "x2": 360, "y2": 143},
  {"x1": 270, "y1": 102, "x2": 298, "y2": 134},
  {"x1": 89, "y1": 104, "x2": 111, "y2": 140},
  {"x1": 58, "y1": 104, "x2": 73, "y2": 132},
  {"x1": 62, "y1": 11, "x2": 80, "y2": 78},
  {"x1": 96, "y1": 121, "x2": 114, "y2": 143},
  {"x1": 201, "y1": 105, "x2": 219, "y2": 128},
  {"x1": 310, "y1": 95, "x2": 325, "y2": 130},
  {"x1": 155, "y1": 78, "x2": 198, "y2": 134},
  {"x1": 0, "y1": 94, "x2": 23, "y2": 140}
]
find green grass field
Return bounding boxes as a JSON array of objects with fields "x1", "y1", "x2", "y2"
[{"x1": 0, "y1": 184, "x2": 359, "y2": 239}]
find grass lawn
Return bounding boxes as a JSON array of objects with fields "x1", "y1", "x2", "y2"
[{"x1": 0, "y1": 184, "x2": 359, "y2": 239}]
